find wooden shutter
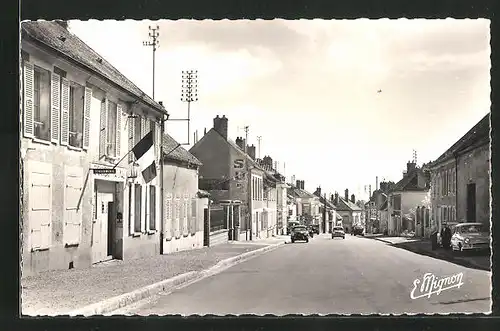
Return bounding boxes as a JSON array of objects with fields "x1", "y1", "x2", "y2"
[
  {"x1": 23, "y1": 62, "x2": 35, "y2": 138},
  {"x1": 64, "y1": 170, "x2": 83, "y2": 246},
  {"x1": 150, "y1": 185, "x2": 156, "y2": 231},
  {"x1": 183, "y1": 196, "x2": 188, "y2": 236},
  {"x1": 99, "y1": 99, "x2": 107, "y2": 158},
  {"x1": 30, "y1": 163, "x2": 52, "y2": 250},
  {"x1": 165, "y1": 193, "x2": 173, "y2": 240},
  {"x1": 50, "y1": 72, "x2": 61, "y2": 143},
  {"x1": 60, "y1": 78, "x2": 70, "y2": 146},
  {"x1": 191, "y1": 197, "x2": 197, "y2": 234},
  {"x1": 128, "y1": 115, "x2": 135, "y2": 163},
  {"x1": 175, "y1": 198, "x2": 181, "y2": 238},
  {"x1": 141, "y1": 117, "x2": 147, "y2": 138},
  {"x1": 116, "y1": 104, "x2": 122, "y2": 157},
  {"x1": 83, "y1": 87, "x2": 92, "y2": 150}
]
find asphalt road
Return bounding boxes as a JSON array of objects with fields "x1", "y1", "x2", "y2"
[{"x1": 116, "y1": 234, "x2": 491, "y2": 315}]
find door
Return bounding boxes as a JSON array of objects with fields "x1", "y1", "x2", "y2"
[
  {"x1": 466, "y1": 183, "x2": 476, "y2": 221},
  {"x1": 92, "y1": 192, "x2": 114, "y2": 264},
  {"x1": 203, "y1": 208, "x2": 209, "y2": 246}
]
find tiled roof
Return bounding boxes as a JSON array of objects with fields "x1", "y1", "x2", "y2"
[
  {"x1": 431, "y1": 113, "x2": 490, "y2": 166},
  {"x1": 318, "y1": 195, "x2": 336, "y2": 209},
  {"x1": 21, "y1": 21, "x2": 166, "y2": 115},
  {"x1": 224, "y1": 134, "x2": 263, "y2": 170},
  {"x1": 287, "y1": 186, "x2": 316, "y2": 199},
  {"x1": 335, "y1": 197, "x2": 362, "y2": 211},
  {"x1": 391, "y1": 168, "x2": 429, "y2": 192},
  {"x1": 162, "y1": 133, "x2": 202, "y2": 166}
]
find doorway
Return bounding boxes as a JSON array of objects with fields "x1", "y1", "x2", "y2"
[
  {"x1": 203, "y1": 208, "x2": 209, "y2": 246},
  {"x1": 92, "y1": 181, "x2": 117, "y2": 264},
  {"x1": 466, "y1": 183, "x2": 476, "y2": 221},
  {"x1": 107, "y1": 201, "x2": 115, "y2": 257}
]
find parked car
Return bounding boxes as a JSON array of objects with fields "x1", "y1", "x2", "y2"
[
  {"x1": 331, "y1": 226, "x2": 345, "y2": 239},
  {"x1": 352, "y1": 226, "x2": 365, "y2": 236},
  {"x1": 291, "y1": 225, "x2": 309, "y2": 243},
  {"x1": 450, "y1": 222, "x2": 490, "y2": 253},
  {"x1": 287, "y1": 221, "x2": 300, "y2": 235}
]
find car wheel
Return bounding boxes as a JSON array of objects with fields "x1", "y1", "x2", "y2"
[
  {"x1": 306, "y1": 238, "x2": 309, "y2": 243},
  {"x1": 291, "y1": 239, "x2": 295, "y2": 243},
  {"x1": 342, "y1": 236, "x2": 345, "y2": 239}
]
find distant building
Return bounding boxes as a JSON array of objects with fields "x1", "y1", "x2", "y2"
[
  {"x1": 313, "y1": 187, "x2": 338, "y2": 233},
  {"x1": 332, "y1": 189, "x2": 362, "y2": 233},
  {"x1": 428, "y1": 113, "x2": 490, "y2": 233},
  {"x1": 387, "y1": 161, "x2": 430, "y2": 236},
  {"x1": 287, "y1": 180, "x2": 321, "y2": 226}
]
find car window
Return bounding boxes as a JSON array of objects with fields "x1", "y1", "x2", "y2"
[{"x1": 462, "y1": 225, "x2": 487, "y2": 233}]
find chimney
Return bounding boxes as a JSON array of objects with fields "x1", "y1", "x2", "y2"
[
  {"x1": 204, "y1": 127, "x2": 207, "y2": 135},
  {"x1": 158, "y1": 101, "x2": 163, "y2": 107},
  {"x1": 301, "y1": 180, "x2": 305, "y2": 190},
  {"x1": 351, "y1": 194, "x2": 355, "y2": 203},
  {"x1": 330, "y1": 194, "x2": 334, "y2": 203},
  {"x1": 345, "y1": 189, "x2": 349, "y2": 202},
  {"x1": 376, "y1": 176, "x2": 378, "y2": 191},
  {"x1": 247, "y1": 144, "x2": 256, "y2": 160},
  {"x1": 235, "y1": 137, "x2": 244, "y2": 150},
  {"x1": 296, "y1": 180, "x2": 301, "y2": 188},
  {"x1": 213, "y1": 115, "x2": 228, "y2": 140},
  {"x1": 315, "y1": 186, "x2": 321, "y2": 197},
  {"x1": 407, "y1": 161, "x2": 416, "y2": 173},
  {"x1": 335, "y1": 192, "x2": 339, "y2": 205}
]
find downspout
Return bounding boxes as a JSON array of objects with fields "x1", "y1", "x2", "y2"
[
  {"x1": 454, "y1": 152, "x2": 458, "y2": 222},
  {"x1": 159, "y1": 116, "x2": 165, "y2": 254}
]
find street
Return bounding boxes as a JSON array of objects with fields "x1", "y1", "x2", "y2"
[{"x1": 115, "y1": 234, "x2": 491, "y2": 315}]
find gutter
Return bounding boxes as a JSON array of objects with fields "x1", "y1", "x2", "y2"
[
  {"x1": 22, "y1": 30, "x2": 168, "y2": 117},
  {"x1": 159, "y1": 117, "x2": 165, "y2": 254}
]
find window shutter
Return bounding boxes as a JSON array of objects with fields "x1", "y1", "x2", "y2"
[
  {"x1": 183, "y1": 197, "x2": 188, "y2": 235},
  {"x1": 128, "y1": 115, "x2": 135, "y2": 163},
  {"x1": 145, "y1": 185, "x2": 150, "y2": 231},
  {"x1": 60, "y1": 78, "x2": 70, "y2": 146},
  {"x1": 191, "y1": 197, "x2": 197, "y2": 234},
  {"x1": 116, "y1": 104, "x2": 122, "y2": 157},
  {"x1": 99, "y1": 99, "x2": 108, "y2": 158},
  {"x1": 83, "y1": 87, "x2": 92, "y2": 150},
  {"x1": 165, "y1": 194, "x2": 172, "y2": 240},
  {"x1": 50, "y1": 72, "x2": 61, "y2": 144},
  {"x1": 23, "y1": 62, "x2": 35, "y2": 138},
  {"x1": 141, "y1": 117, "x2": 147, "y2": 138}
]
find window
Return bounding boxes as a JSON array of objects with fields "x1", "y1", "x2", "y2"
[
  {"x1": 107, "y1": 101, "x2": 118, "y2": 157},
  {"x1": 149, "y1": 186, "x2": 156, "y2": 231},
  {"x1": 33, "y1": 66, "x2": 51, "y2": 141},
  {"x1": 68, "y1": 83, "x2": 85, "y2": 148},
  {"x1": 134, "y1": 116, "x2": 142, "y2": 144},
  {"x1": 134, "y1": 184, "x2": 142, "y2": 233}
]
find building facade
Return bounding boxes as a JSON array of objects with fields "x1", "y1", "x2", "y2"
[
  {"x1": 20, "y1": 21, "x2": 167, "y2": 275},
  {"x1": 428, "y1": 113, "x2": 490, "y2": 233},
  {"x1": 331, "y1": 189, "x2": 362, "y2": 233},
  {"x1": 387, "y1": 162, "x2": 430, "y2": 236}
]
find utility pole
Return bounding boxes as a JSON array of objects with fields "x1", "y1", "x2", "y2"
[
  {"x1": 244, "y1": 125, "x2": 252, "y2": 241},
  {"x1": 181, "y1": 70, "x2": 198, "y2": 145},
  {"x1": 143, "y1": 25, "x2": 160, "y2": 100},
  {"x1": 257, "y1": 136, "x2": 262, "y2": 159}
]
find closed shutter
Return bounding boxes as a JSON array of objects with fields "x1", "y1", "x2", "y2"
[
  {"x1": 141, "y1": 117, "x2": 147, "y2": 138},
  {"x1": 142, "y1": 185, "x2": 147, "y2": 233},
  {"x1": 23, "y1": 61, "x2": 35, "y2": 138},
  {"x1": 183, "y1": 194, "x2": 189, "y2": 235},
  {"x1": 116, "y1": 104, "x2": 122, "y2": 157},
  {"x1": 64, "y1": 169, "x2": 83, "y2": 246},
  {"x1": 191, "y1": 197, "x2": 197, "y2": 234},
  {"x1": 175, "y1": 197, "x2": 181, "y2": 238},
  {"x1": 30, "y1": 164, "x2": 52, "y2": 250},
  {"x1": 128, "y1": 115, "x2": 135, "y2": 163},
  {"x1": 83, "y1": 87, "x2": 92, "y2": 150},
  {"x1": 60, "y1": 77, "x2": 70, "y2": 146},
  {"x1": 165, "y1": 193, "x2": 173, "y2": 240},
  {"x1": 150, "y1": 185, "x2": 156, "y2": 231},
  {"x1": 99, "y1": 99, "x2": 107, "y2": 158},
  {"x1": 50, "y1": 72, "x2": 61, "y2": 144}
]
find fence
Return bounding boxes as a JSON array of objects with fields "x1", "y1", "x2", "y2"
[{"x1": 210, "y1": 206, "x2": 226, "y2": 232}]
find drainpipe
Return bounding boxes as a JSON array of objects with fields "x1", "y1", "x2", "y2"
[
  {"x1": 454, "y1": 152, "x2": 458, "y2": 222},
  {"x1": 159, "y1": 115, "x2": 165, "y2": 254}
]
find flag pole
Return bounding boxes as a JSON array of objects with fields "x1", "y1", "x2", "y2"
[{"x1": 112, "y1": 150, "x2": 133, "y2": 170}]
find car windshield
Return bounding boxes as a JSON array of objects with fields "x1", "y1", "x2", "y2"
[
  {"x1": 460, "y1": 224, "x2": 488, "y2": 233},
  {"x1": 293, "y1": 227, "x2": 307, "y2": 232}
]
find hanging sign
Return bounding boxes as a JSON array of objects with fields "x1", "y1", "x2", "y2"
[{"x1": 93, "y1": 168, "x2": 117, "y2": 174}]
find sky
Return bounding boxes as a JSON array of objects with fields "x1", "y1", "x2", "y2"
[{"x1": 68, "y1": 18, "x2": 491, "y2": 201}]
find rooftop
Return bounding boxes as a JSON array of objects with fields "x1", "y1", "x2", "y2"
[
  {"x1": 21, "y1": 21, "x2": 166, "y2": 115},
  {"x1": 162, "y1": 133, "x2": 202, "y2": 166}
]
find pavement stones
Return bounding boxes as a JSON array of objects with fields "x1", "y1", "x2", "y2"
[{"x1": 21, "y1": 241, "x2": 285, "y2": 316}]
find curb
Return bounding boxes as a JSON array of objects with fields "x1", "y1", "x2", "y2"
[{"x1": 68, "y1": 242, "x2": 284, "y2": 316}]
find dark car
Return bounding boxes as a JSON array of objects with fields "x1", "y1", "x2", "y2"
[
  {"x1": 287, "y1": 221, "x2": 300, "y2": 235},
  {"x1": 310, "y1": 224, "x2": 320, "y2": 235},
  {"x1": 291, "y1": 225, "x2": 309, "y2": 243},
  {"x1": 331, "y1": 226, "x2": 345, "y2": 239},
  {"x1": 352, "y1": 226, "x2": 365, "y2": 236}
]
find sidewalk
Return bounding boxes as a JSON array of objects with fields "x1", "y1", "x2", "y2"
[
  {"x1": 21, "y1": 242, "x2": 270, "y2": 316},
  {"x1": 366, "y1": 236, "x2": 491, "y2": 272},
  {"x1": 235, "y1": 234, "x2": 292, "y2": 245}
]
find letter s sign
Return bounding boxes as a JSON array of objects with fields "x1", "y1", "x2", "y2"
[{"x1": 234, "y1": 159, "x2": 244, "y2": 169}]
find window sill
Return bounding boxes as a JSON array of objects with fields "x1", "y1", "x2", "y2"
[
  {"x1": 65, "y1": 243, "x2": 79, "y2": 248},
  {"x1": 67, "y1": 145, "x2": 84, "y2": 152},
  {"x1": 147, "y1": 230, "x2": 157, "y2": 235},
  {"x1": 183, "y1": 234, "x2": 189, "y2": 238},
  {"x1": 131, "y1": 232, "x2": 141, "y2": 238},
  {"x1": 31, "y1": 247, "x2": 49, "y2": 252},
  {"x1": 31, "y1": 138, "x2": 51, "y2": 146}
]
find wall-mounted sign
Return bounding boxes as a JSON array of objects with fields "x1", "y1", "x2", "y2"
[
  {"x1": 93, "y1": 168, "x2": 116, "y2": 175},
  {"x1": 233, "y1": 159, "x2": 244, "y2": 169}
]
